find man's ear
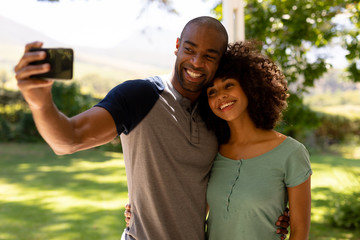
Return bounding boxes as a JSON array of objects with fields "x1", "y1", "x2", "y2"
[{"x1": 174, "y1": 38, "x2": 180, "y2": 55}]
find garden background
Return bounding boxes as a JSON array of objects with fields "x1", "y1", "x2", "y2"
[{"x1": 1, "y1": 0, "x2": 360, "y2": 239}]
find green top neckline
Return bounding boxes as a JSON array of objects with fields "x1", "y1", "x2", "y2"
[{"x1": 217, "y1": 136, "x2": 292, "y2": 161}]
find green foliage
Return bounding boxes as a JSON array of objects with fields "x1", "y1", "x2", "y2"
[
  {"x1": 14, "y1": 112, "x2": 42, "y2": 142},
  {"x1": 98, "y1": 138, "x2": 123, "y2": 153},
  {"x1": 306, "y1": 91, "x2": 360, "y2": 107},
  {"x1": 328, "y1": 192, "x2": 360, "y2": 229},
  {"x1": 276, "y1": 94, "x2": 320, "y2": 139},
  {"x1": 0, "y1": 82, "x2": 99, "y2": 142},
  {"x1": 52, "y1": 81, "x2": 98, "y2": 117},
  {"x1": 212, "y1": 0, "x2": 360, "y2": 141},
  {"x1": 0, "y1": 114, "x2": 11, "y2": 141},
  {"x1": 213, "y1": 0, "x2": 360, "y2": 83},
  {"x1": 314, "y1": 113, "x2": 360, "y2": 146},
  {"x1": 79, "y1": 74, "x2": 116, "y2": 96}
]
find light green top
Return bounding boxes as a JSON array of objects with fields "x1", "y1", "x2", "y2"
[{"x1": 206, "y1": 137, "x2": 312, "y2": 240}]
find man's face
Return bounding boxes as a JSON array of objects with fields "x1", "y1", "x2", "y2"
[{"x1": 173, "y1": 24, "x2": 226, "y2": 100}]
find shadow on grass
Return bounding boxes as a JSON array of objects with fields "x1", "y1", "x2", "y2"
[
  {"x1": 0, "y1": 143, "x2": 127, "y2": 199},
  {"x1": 0, "y1": 200, "x2": 126, "y2": 240},
  {"x1": 310, "y1": 181, "x2": 360, "y2": 239},
  {"x1": 310, "y1": 221, "x2": 360, "y2": 240},
  {"x1": 0, "y1": 143, "x2": 128, "y2": 240},
  {"x1": 311, "y1": 186, "x2": 340, "y2": 208},
  {"x1": 310, "y1": 152, "x2": 360, "y2": 167}
]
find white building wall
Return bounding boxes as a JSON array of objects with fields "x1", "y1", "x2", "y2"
[{"x1": 222, "y1": 0, "x2": 245, "y2": 42}]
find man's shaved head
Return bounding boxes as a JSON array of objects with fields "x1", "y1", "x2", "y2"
[{"x1": 180, "y1": 16, "x2": 228, "y2": 54}]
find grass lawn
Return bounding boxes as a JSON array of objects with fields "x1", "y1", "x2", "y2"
[
  {"x1": 0, "y1": 143, "x2": 127, "y2": 240},
  {"x1": 309, "y1": 145, "x2": 360, "y2": 240},
  {"x1": 0, "y1": 142, "x2": 360, "y2": 239}
]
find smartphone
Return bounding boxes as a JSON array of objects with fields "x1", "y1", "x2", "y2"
[{"x1": 29, "y1": 48, "x2": 73, "y2": 80}]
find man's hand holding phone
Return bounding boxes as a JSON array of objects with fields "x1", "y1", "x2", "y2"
[
  {"x1": 14, "y1": 41, "x2": 73, "y2": 110},
  {"x1": 29, "y1": 47, "x2": 73, "y2": 80}
]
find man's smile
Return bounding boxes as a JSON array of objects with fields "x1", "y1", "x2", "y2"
[{"x1": 184, "y1": 68, "x2": 205, "y2": 82}]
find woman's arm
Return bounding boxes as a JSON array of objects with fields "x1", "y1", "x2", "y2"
[{"x1": 287, "y1": 176, "x2": 311, "y2": 240}]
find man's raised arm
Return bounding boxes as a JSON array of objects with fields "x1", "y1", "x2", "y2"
[{"x1": 14, "y1": 41, "x2": 117, "y2": 155}]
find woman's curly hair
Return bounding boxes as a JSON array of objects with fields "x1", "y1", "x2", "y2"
[{"x1": 199, "y1": 40, "x2": 289, "y2": 144}]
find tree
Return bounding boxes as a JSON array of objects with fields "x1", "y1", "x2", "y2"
[
  {"x1": 212, "y1": 0, "x2": 360, "y2": 87},
  {"x1": 37, "y1": 0, "x2": 359, "y2": 139},
  {"x1": 211, "y1": 1, "x2": 360, "y2": 139}
]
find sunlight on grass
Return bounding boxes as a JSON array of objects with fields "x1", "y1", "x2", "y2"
[
  {"x1": 1, "y1": 143, "x2": 360, "y2": 239},
  {"x1": 43, "y1": 194, "x2": 123, "y2": 210},
  {"x1": 311, "y1": 105, "x2": 360, "y2": 119},
  {"x1": 0, "y1": 143, "x2": 128, "y2": 240},
  {"x1": 309, "y1": 146, "x2": 360, "y2": 239},
  {"x1": 41, "y1": 223, "x2": 71, "y2": 232},
  {"x1": 0, "y1": 178, "x2": 126, "y2": 211},
  {"x1": 74, "y1": 172, "x2": 127, "y2": 183},
  {"x1": 312, "y1": 165, "x2": 360, "y2": 191},
  {"x1": 0, "y1": 233, "x2": 13, "y2": 239},
  {"x1": 333, "y1": 144, "x2": 360, "y2": 159}
]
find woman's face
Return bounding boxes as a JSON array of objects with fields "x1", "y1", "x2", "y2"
[{"x1": 206, "y1": 77, "x2": 249, "y2": 122}]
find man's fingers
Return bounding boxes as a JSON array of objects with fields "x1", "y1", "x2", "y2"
[
  {"x1": 276, "y1": 221, "x2": 289, "y2": 229},
  {"x1": 17, "y1": 78, "x2": 54, "y2": 92},
  {"x1": 277, "y1": 215, "x2": 290, "y2": 221},
  {"x1": 124, "y1": 203, "x2": 131, "y2": 227},
  {"x1": 14, "y1": 41, "x2": 47, "y2": 77},
  {"x1": 124, "y1": 210, "x2": 131, "y2": 227},
  {"x1": 276, "y1": 227, "x2": 288, "y2": 234},
  {"x1": 15, "y1": 63, "x2": 50, "y2": 81},
  {"x1": 276, "y1": 215, "x2": 290, "y2": 225},
  {"x1": 24, "y1": 41, "x2": 43, "y2": 53},
  {"x1": 124, "y1": 210, "x2": 131, "y2": 218},
  {"x1": 14, "y1": 51, "x2": 47, "y2": 74},
  {"x1": 284, "y1": 207, "x2": 290, "y2": 217}
]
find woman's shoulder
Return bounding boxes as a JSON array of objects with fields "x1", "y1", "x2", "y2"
[
  {"x1": 262, "y1": 132, "x2": 309, "y2": 160},
  {"x1": 282, "y1": 136, "x2": 308, "y2": 152}
]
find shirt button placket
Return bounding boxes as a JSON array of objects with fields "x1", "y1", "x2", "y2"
[{"x1": 226, "y1": 160, "x2": 242, "y2": 215}]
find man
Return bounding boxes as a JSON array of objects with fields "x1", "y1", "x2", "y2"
[{"x1": 15, "y1": 16, "x2": 288, "y2": 239}]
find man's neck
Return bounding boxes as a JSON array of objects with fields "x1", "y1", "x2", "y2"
[{"x1": 170, "y1": 73, "x2": 201, "y2": 104}]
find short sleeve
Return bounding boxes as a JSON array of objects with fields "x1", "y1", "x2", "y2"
[
  {"x1": 284, "y1": 144, "x2": 312, "y2": 187},
  {"x1": 95, "y1": 77, "x2": 164, "y2": 135}
]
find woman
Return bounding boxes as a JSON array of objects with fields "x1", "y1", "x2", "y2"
[{"x1": 199, "y1": 41, "x2": 312, "y2": 240}]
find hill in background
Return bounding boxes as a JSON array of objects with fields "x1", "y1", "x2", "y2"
[
  {"x1": 1, "y1": 15, "x2": 359, "y2": 99},
  {"x1": 0, "y1": 15, "x2": 176, "y2": 95}
]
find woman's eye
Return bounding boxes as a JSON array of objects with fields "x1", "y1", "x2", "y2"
[
  {"x1": 225, "y1": 83, "x2": 234, "y2": 88},
  {"x1": 207, "y1": 89, "x2": 216, "y2": 96}
]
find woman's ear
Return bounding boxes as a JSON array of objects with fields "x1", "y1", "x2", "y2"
[{"x1": 174, "y1": 38, "x2": 180, "y2": 55}]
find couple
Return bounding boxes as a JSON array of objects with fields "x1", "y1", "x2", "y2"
[{"x1": 14, "y1": 16, "x2": 311, "y2": 239}]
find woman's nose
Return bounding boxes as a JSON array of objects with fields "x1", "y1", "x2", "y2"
[{"x1": 219, "y1": 92, "x2": 228, "y2": 100}]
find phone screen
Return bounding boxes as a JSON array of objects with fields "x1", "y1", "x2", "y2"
[{"x1": 29, "y1": 48, "x2": 73, "y2": 80}]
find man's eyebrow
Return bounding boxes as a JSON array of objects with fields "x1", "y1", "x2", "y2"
[{"x1": 183, "y1": 40, "x2": 221, "y2": 56}]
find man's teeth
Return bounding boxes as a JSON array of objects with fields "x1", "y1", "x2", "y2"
[
  {"x1": 220, "y1": 102, "x2": 235, "y2": 110},
  {"x1": 187, "y1": 70, "x2": 202, "y2": 78}
]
